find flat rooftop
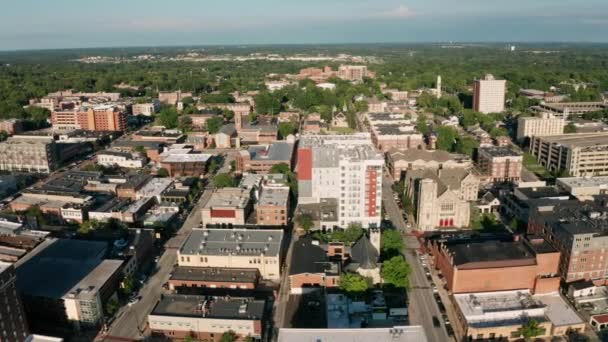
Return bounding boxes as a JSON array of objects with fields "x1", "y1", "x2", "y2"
[
  {"x1": 162, "y1": 153, "x2": 212, "y2": 163},
  {"x1": 151, "y1": 294, "x2": 265, "y2": 320},
  {"x1": 557, "y1": 176, "x2": 608, "y2": 189},
  {"x1": 204, "y1": 188, "x2": 251, "y2": 209},
  {"x1": 258, "y1": 188, "x2": 289, "y2": 207},
  {"x1": 278, "y1": 327, "x2": 428, "y2": 342},
  {"x1": 478, "y1": 146, "x2": 522, "y2": 158},
  {"x1": 16, "y1": 239, "x2": 107, "y2": 299},
  {"x1": 535, "y1": 132, "x2": 608, "y2": 148},
  {"x1": 170, "y1": 267, "x2": 259, "y2": 283},
  {"x1": 62, "y1": 259, "x2": 123, "y2": 300},
  {"x1": 180, "y1": 228, "x2": 283, "y2": 257},
  {"x1": 248, "y1": 142, "x2": 294, "y2": 161},
  {"x1": 447, "y1": 240, "x2": 536, "y2": 268},
  {"x1": 455, "y1": 290, "x2": 546, "y2": 325},
  {"x1": 0, "y1": 261, "x2": 12, "y2": 273}
]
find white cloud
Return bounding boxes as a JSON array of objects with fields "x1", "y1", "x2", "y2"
[{"x1": 377, "y1": 4, "x2": 417, "y2": 19}]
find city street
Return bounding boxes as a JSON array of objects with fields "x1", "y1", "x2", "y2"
[
  {"x1": 99, "y1": 188, "x2": 213, "y2": 341},
  {"x1": 382, "y1": 171, "x2": 451, "y2": 342}
]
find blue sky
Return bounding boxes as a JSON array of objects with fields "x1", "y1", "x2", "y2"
[{"x1": 1, "y1": 0, "x2": 607, "y2": 50}]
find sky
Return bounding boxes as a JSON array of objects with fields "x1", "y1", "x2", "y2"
[{"x1": 1, "y1": 0, "x2": 607, "y2": 50}]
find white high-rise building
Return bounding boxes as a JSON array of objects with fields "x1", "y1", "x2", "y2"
[
  {"x1": 516, "y1": 112, "x2": 565, "y2": 142},
  {"x1": 297, "y1": 133, "x2": 384, "y2": 228},
  {"x1": 436, "y1": 75, "x2": 442, "y2": 99},
  {"x1": 473, "y1": 74, "x2": 506, "y2": 114}
]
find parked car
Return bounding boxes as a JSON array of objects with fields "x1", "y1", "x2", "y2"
[{"x1": 432, "y1": 316, "x2": 441, "y2": 327}]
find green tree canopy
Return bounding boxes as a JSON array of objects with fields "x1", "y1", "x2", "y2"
[
  {"x1": 206, "y1": 116, "x2": 224, "y2": 134},
  {"x1": 435, "y1": 126, "x2": 458, "y2": 151},
  {"x1": 254, "y1": 91, "x2": 282, "y2": 115},
  {"x1": 219, "y1": 330, "x2": 238, "y2": 342},
  {"x1": 278, "y1": 122, "x2": 297, "y2": 139},
  {"x1": 156, "y1": 168, "x2": 169, "y2": 177},
  {"x1": 520, "y1": 319, "x2": 545, "y2": 340},
  {"x1": 213, "y1": 173, "x2": 235, "y2": 188},
  {"x1": 295, "y1": 213, "x2": 314, "y2": 232},
  {"x1": 339, "y1": 272, "x2": 371, "y2": 295},
  {"x1": 156, "y1": 107, "x2": 179, "y2": 129},
  {"x1": 381, "y1": 230, "x2": 404, "y2": 258},
  {"x1": 381, "y1": 256, "x2": 411, "y2": 289}
]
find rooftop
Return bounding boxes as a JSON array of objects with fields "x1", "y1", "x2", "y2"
[
  {"x1": 170, "y1": 267, "x2": 259, "y2": 283},
  {"x1": 180, "y1": 228, "x2": 284, "y2": 257},
  {"x1": 478, "y1": 146, "x2": 522, "y2": 158},
  {"x1": 0, "y1": 261, "x2": 12, "y2": 273},
  {"x1": 535, "y1": 132, "x2": 608, "y2": 148},
  {"x1": 446, "y1": 240, "x2": 536, "y2": 268},
  {"x1": 248, "y1": 142, "x2": 294, "y2": 161},
  {"x1": 258, "y1": 188, "x2": 289, "y2": 207},
  {"x1": 289, "y1": 237, "x2": 336, "y2": 276},
  {"x1": 204, "y1": 188, "x2": 251, "y2": 209},
  {"x1": 454, "y1": 290, "x2": 546, "y2": 325},
  {"x1": 151, "y1": 294, "x2": 265, "y2": 320},
  {"x1": 557, "y1": 176, "x2": 608, "y2": 189},
  {"x1": 389, "y1": 148, "x2": 470, "y2": 163},
  {"x1": 16, "y1": 239, "x2": 108, "y2": 299},
  {"x1": 62, "y1": 259, "x2": 123, "y2": 301},
  {"x1": 162, "y1": 153, "x2": 212, "y2": 163},
  {"x1": 278, "y1": 327, "x2": 428, "y2": 342}
]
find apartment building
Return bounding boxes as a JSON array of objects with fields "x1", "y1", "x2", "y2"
[
  {"x1": 297, "y1": 133, "x2": 384, "y2": 229},
  {"x1": 407, "y1": 169, "x2": 478, "y2": 231},
  {"x1": 473, "y1": 74, "x2": 506, "y2": 113},
  {"x1": 178, "y1": 228, "x2": 284, "y2": 280},
  {"x1": 338, "y1": 65, "x2": 372, "y2": 82},
  {"x1": 529, "y1": 201, "x2": 608, "y2": 283},
  {"x1": 0, "y1": 262, "x2": 29, "y2": 342},
  {"x1": 51, "y1": 106, "x2": 127, "y2": 132},
  {"x1": 516, "y1": 113, "x2": 565, "y2": 142},
  {"x1": 477, "y1": 146, "x2": 523, "y2": 182},
  {"x1": 0, "y1": 135, "x2": 58, "y2": 173},
  {"x1": 148, "y1": 294, "x2": 265, "y2": 341},
  {"x1": 256, "y1": 188, "x2": 290, "y2": 226},
  {"x1": 530, "y1": 132, "x2": 608, "y2": 177},
  {"x1": 158, "y1": 90, "x2": 192, "y2": 105},
  {"x1": 201, "y1": 188, "x2": 253, "y2": 225},
  {"x1": 236, "y1": 142, "x2": 294, "y2": 174},
  {"x1": 168, "y1": 267, "x2": 260, "y2": 290}
]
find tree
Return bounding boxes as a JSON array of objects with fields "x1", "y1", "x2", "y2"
[
  {"x1": 178, "y1": 115, "x2": 193, "y2": 132},
  {"x1": 416, "y1": 113, "x2": 429, "y2": 135},
  {"x1": 564, "y1": 122, "x2": 577, "y2": 133},
  {"x1": 254, "y1": 91, "x2": 282, "y2": 115},
  {"x1": 489, "y1": 127, "x2": 508, "y2": 138},
  {"x1": 157, "y1": 168, "x2": 169, "y2": 177},
  {"x1": 207, "y1": 158, "x2": 219, "y2": 174},
  {"x1": 26, "y1": 205, "x2": 47, "y2": 226},
  {"x1": 435, "y1": 126, "x2": 458, "y2": 151},
  {"x1": 206, "y1": 116, "x2": 224, "y2": 134},
  {"x1": 339, "y1": 272, "x2": 371, "y2": 295},
  {"x1": 220, "y1": 331, "x2": 238, "y2": 342},
  {"x1": 520, "y1": 319, "x2": 545, "y2": 340},
  {"x1": 295, "y1": 213, "x2": 314, "y2": 232},
  {"x1": 278, "y1": 122, "x2": 297, "y2": 139},
  {"x1": 381, "y1": 230, "x2": 404, "y2": 258},
  {"x1": 454, "y1": 135, "x2": 479, "y2": 158},
  {"x1": 105, "y1": 297, "x2": 119, "y2": 316},
  {"x1": 156, "y1": 107, "x2": 179, "y2": 129},
  {"x1": 0, "y1": 130, "x2": 8, "y2": 142},
  {"x1": 381, "y1": 256, "x2": 411, "y2": 289},
  {"x1": 120, "y1": 275, "x2": 136, "y2": 296},
  {"x1": 134, "y1": 145, "x2": 146, "y2": 154},
  {"x1": 213, "y1": 173, "x2": 235, "y2": 188}
]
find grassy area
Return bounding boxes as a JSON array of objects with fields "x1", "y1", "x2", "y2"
[
  {"x1": 328, "y1": 127, "x2": 357, "y2": 134},
  {"x1": 522, "y1": 152, "x2": 552, "y2": 179}
]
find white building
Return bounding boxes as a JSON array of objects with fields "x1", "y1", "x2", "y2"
[
  {"x1": 517, "y1": 113, "x2": 565, "y2": 142},
  {"x1": 132, "y1": 101, "x2": 160, "y2": 116},
  {"x1": 297, "y1": 133, "x2": 384, "y2": 228},
  {"x1": 178, "y1": 228, "x2": 284, "y2": 280},
  {"x1": 97, "y1": 151, "x2": 146, "y2": 169},
  {"x1": 473, "y1": 74, "x2": 506, "y2": 114}
]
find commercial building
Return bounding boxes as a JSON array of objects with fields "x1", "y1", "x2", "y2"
[
  {"x1": 158, "y1": 90, "x2": 192, "y2": 105},
  {"x1": 16, "y1": 239, "x2": 122, "y2": 329},
  {"x1": 407, "y1": 169, "x2": 478, "y2": 231},
  {"x1": 168, "y1": 267, "x2": 260, "y2": 290},
  {"x1": 516, "y1": 113, "x2": 565, "y2": 142},
  {"x1": 364, "y1": 112, "x2": 423, "y2": 152},
  {"x1": 477, "y1": 146, "x2": 523, "y2": 182},
  {"x1": 178, "y1": 227, "x2": 284, "y2": 280},
  {"x1": 97, "y1": 150, "x2": 146, "y2": 168},
  {"x1": 528, "y1": 201, "x2": 608, "y2": 283},
  {"x1": 453, "y1": 290, "x2": 584, "y2": 340},
  {"x1": 0, "y1": 262, "x2": 29, "y2": 342},
  {"x1": 530, "y1": 132, "x2": 608, "y2": 177},
  {"x1": 387, "y1": 148, "x2": 472, "y2": 180},
  {"x1": 501, "y1": 185, "x2": 571, "y2": 223},
  {"x1": 288, "y1": 236, "x2": 341, "y2": 294},
  {"x1": 556, "y1": 176, "x2": 608, "y2": 200},
  {"x1": 159, "y1": 146, "x2": 212, "y2": 177},
  {"x1": 256, "y1": 188, "x2": 290, "y2": 226},
  {"x1": 531, "y1": 101, "x2": 607, "y2": 119},
  {"x1": 236, "y1": 142, "x2": 294, "y2": 174},
  {"x1": 428, "y1": 234, "x2": 560, "y2": 294},
  {"x1": 201, "y1": 188, "x2": 253, "y2": 225},
  {"x1": 136, "y1": 177, "x2": 174, "y2": 201},
  {"x1": 131, "y1": 101, "x2": 160, "y2": 116},
  {"x1": 148, "y1": 294, "x2": 265, "y2": 341},
  {"x1": 0, "y1": 135, "x2": 57, "y2": 173},
  {"x1": 297, "y1": 134, "x2": 383, "y2": 229},
  {"x1": 473, "y1": 74, "x2": 506, "y2": 113},
  {"x1": 278, "y1": 327, "x2": 427, "y2": 342},
  {"x1": 51, "y1": 106, "x2": 127, "y2": 132}
]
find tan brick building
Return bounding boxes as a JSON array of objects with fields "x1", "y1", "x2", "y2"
[{"x1": 477, "y1": 146, "x2": 523, "y2": 182}]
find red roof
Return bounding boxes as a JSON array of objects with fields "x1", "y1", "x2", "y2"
[{"x1": 592, "y1": 314, "x2": 608, "y2": 324}]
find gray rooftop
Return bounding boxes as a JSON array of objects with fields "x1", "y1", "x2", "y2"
[
  {"x1": 258, "y1": 188, "x2": 290, "y2": 207},
  {"x1": 62, "y1": 259, "x2": 123, "y2": 301},
  {"x1": 180, "y1": 228, "x2": 284, "y2": 257},
  {"x1": 170, "y1": 267, "x2": 259, "y2": 283},
  {"x1": 204, "y1": 188, "x2": 251, "y2": 209},
  {"x1": 534, "y1": 132, "x2": 608, "y2": 149},
  {"x1": 278, "y1": 327, "x2": 428, "y2": 342},
  {"x1": 248, "y1": 142, "x2": 294, "y2": 162},
  {"x1": 478, "y1": 146, "x2": 522, "y2": 158},
  {"x1": 152, "y1": 294, "x2": 265, "y2": 320}
]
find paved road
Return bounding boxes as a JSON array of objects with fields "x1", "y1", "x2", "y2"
[
  {"x1": 99, "y1": 188, "x2": 213, "y2": 341},
  {"x1": 381, "y1": 171, "x2": 450, "y2": 342}
]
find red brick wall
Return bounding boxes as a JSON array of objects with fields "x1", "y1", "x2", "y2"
[
  {"x1": 535, "y1": 252, "x2": 560, "y2": 275},
  {"x1": 452, "y1": 265, "x2": 537, "y2": 293},
  {"x1": 533, "y1": 276, "x2": 560, "y2": 294},
  {"x1": 297, "y1": 148, "x2": 312, "y2": 180}
]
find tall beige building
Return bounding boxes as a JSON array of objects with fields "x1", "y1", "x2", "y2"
[
  {"x1": 473, "y1": 74, "x2": 506, "y2": 114},
  {"x1": 0, "y1": 136, "x2": 57, "y2": 173},
  {"x1": 517, "y1": 113, "x2": 565, "y2": 142}
]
